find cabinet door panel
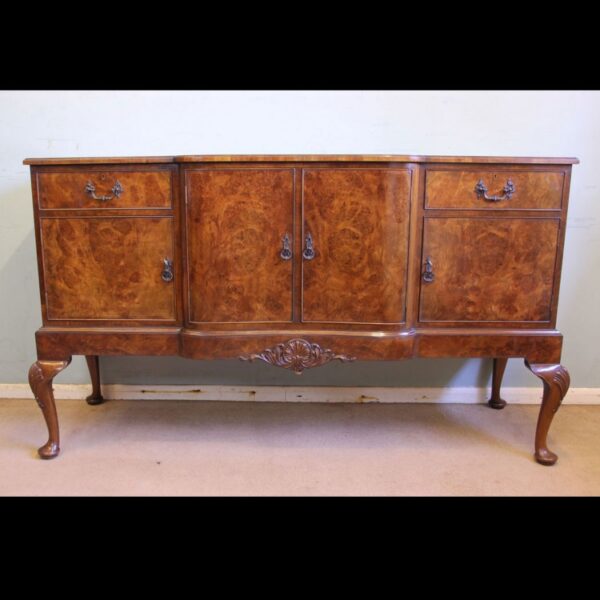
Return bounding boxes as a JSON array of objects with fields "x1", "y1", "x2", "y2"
[
  {"x1": 41, "y1": 217, "x2": 176, "y2": 321},
  {"x1": 302, "y1": 169, "x2": 411, "y2": 323},
  {"x1": 419, "y1": 218, "x2": 560, "y2": 322},
  {"x1": 186, "y1": 169, "x2": 294, "y2": 323}
]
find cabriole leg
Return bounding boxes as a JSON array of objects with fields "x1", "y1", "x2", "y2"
[
  {"x1": 28, "y1": 358, "x2": 72, "y2": 459},
  {"x1": 85, "y1": 355, "x2": 104, "y2": 405},
  {"x1": 488, "y1": 357, "x2": 508, "y2": 409},
  {"x1": 524, "y1": 360, "x2": 570, "y2": 466}
]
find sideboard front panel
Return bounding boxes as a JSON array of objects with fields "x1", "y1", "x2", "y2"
[
  {"x1": 419, "y1": 217, "x2": 560, "y2": 323},
  {"x1": 301, "y1": 168, "x2": 412, "y2": 324},
  {"x1": 41, "y1": 216, "x2": 177, "y2": 321},
  {"x1": 185, "y1": 168, "x2": 294, "y2": 323}
]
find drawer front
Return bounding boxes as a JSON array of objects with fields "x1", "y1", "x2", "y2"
[
  {"x1": 425, "y1": 169, "x2": 564, "y2": 209},
  {"x1": 37, "y1": 169, "x2": 173, "y2": 209},
  {"x1": 41, "y1": 217, "x2": 177, "y2": 321}
]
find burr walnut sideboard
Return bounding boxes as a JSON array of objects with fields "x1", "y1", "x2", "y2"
[{"x1": 24, "y1": 154, "x2": 578, "y2": 465}]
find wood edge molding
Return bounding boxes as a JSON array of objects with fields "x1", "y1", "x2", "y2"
[
  {"x1": 24, "y1": 155, "x2": 580, "y2": 166},
  {"x1": 1, "y1": 384, "x2": 598, "y2": 404},
  {"x1": 23, "y1": 156, "x2": 177, "y2": 165},
  {"x1": 35, "y1": 326, "x2": 563, "y2": 337}
]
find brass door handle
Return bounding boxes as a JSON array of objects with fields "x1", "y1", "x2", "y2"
[{"x1": 85, "y1": 180, "x2": 124, "y2": 202}]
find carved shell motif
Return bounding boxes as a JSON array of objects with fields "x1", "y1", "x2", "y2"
[{"x1": 240, "y1": 338, "x2": 356, "y2": 374}]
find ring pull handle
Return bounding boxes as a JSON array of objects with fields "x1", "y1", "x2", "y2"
[
  {"x1": 161, "y1": 258, "x2": 174, "y2": 282},
  {"x1": 280, "y1": 233, "x2": 292, "y2": 261},
  {"x1": 85, "y1": 180, "x2": 124, "y2": 202},
  {"x1": 475, "y1": 178, "x2": 515, "y2": 202},
  {"x1": 303, "y1": 232, "x2": 315, "y2": 261},
  {"x1": 422, "y1": 256, "x2": 434, "y2": 283}
]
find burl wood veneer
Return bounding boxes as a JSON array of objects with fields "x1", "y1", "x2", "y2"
[{"x1": 24, "y1": 155, "x2": 578, "y2": 465}]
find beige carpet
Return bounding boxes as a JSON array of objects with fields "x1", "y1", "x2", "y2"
[{"x1": 0, "y1": 398, "x2": 598, "y2": 496}]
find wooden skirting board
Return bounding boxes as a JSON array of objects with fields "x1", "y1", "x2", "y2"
[{"x1": 1, "y1": 384, "x2": 598, "y2": 404}]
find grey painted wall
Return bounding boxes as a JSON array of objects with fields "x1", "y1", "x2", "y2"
[{"x1": 1, "y1": 91, "x2": 598, "y2": 388}]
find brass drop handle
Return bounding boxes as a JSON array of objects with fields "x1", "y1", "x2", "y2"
[
  {"x1": 85, "y1": 180, "x2": 124, "y2": 202},
  {"x1": 422, "y1": 257, "x2": 434, "y2": 283},
  {"x1": 280, "y1": 233, "x2": 292, "y2": 261},
  {"x1": 475, "y1": 178, "x2": 515, "y2": 202},
  {"x1": 161, "y1": 258, "x2": 174, "y2": 282},
  {"x1": 303, "y1": 232, "x2": 315, "y2": 260}
]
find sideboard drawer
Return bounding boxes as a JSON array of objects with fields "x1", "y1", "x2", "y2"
[
  {"x1": 425, "y1": 169, "x2": 565, "y2": 209},
  {"x1": 37, "y1": 168, "x2": 173, "y2": 209}
]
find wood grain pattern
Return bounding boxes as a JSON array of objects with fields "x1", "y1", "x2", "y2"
[
  {"x1": 416, "y1": 330, "x2": 562, "y2": 363},
  {"x1": 37, "y1": 169, "x2": 172, "y2": 209},
  {"x1": 419, "y1": 218, "x2": 560, "y2": 322},
  {"x1": 34, "y1": 326, "x2": 563, "y2": 364},
  {"x1": 41, "y1": 217, "x2": 176, "y2": 320},
  {"x1": 36, "y1": 327, "x2": 180, "y2": 360},
  {"x1": 302, "y1": 169, "x2": 411, "y2": 323},
  {"x1": 24, "y1": 155, "x2": 580, "y2": 165},
  {"x1": 186, "y1": 168, "x2": 294, "y2": 323},
  {"x1": 425, "y1": 169, "x2": 565, "y2": 209}
]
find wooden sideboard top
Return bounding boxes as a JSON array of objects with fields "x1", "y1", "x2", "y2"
[{"x1": 23, "y1": 155, "x2": 580, "y2": 165}]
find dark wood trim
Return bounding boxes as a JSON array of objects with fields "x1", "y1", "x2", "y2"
[
  {"x1": 85, "y1": 356, "x2": 104, "y2": 405},
  {"x1": 488, "y1": 357, "x2": 508, "y2": 409}
]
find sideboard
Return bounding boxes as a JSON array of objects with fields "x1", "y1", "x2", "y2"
[{"x1": 24, "y1": 154, "x2": 578, "y2": 465}]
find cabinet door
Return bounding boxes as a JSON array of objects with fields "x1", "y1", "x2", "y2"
[
  {"x1": 186, "y1": 169, "x2": 294, "y2": 323},
  {"x1": 419, "y1": 217, "x2": 560, "y2": 323},
  {"x1": 41, "y1": 217, "x2": 177, "y2": 321},
  {"x1": 302, "y1": 169, "x2": 411, "y2": 323}
]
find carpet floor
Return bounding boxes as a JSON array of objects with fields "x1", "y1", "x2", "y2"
[{"x1": 1, "y1": 398, "x2": 598, "y2": 496}]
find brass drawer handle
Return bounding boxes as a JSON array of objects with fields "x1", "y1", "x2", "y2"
[
  {"x1": 475, "y1": 178, "x2": 515, "y2": 202},
  {"x1": 422, "y1": 257, "x2": 434, "y2": 283},
  {"x1": 303, "y1": 232, "x2": 315, "y2": 260},
  {"x1": 161, "y1": 258, "x2": 174, "y2": 282},
  {"x1": 85, "y1": 180, "x2": 124, "y2": 202},
  {"x1": 280, "y1": 233, "x2": 292, "y2": 261}
]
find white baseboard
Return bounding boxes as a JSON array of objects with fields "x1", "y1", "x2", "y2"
[{"x1": 1, "y1": 384, "x2": 599, "y2": 404}]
